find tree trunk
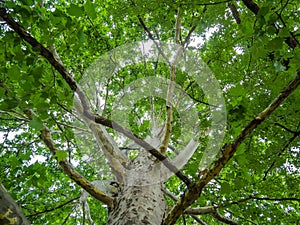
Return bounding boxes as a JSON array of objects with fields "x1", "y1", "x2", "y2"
[
  {"x1": 107, "y1": 150, "x2": 166, "y2": 225},
  {"x1": 0, "y1": 183, "x2": 30, "y2": 225}
]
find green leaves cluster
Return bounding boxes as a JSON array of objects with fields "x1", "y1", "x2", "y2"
[{"x1": 1, "y1": 0, "x2": 299, "y2": 224}]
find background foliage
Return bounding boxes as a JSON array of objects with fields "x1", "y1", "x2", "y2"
[{"x1": 0, "y1": 0, "x2": 299, "y2": 224}]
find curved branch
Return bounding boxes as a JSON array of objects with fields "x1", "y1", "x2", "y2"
[
  {"x1": 163, "y1": 71, "x2": 300, "y2": 224},
  {"x1": 0, "y1": 8, "x2": 193, "y2": 187},
  {"x1": 274, "y1": 122, "x2": 299, "y2": 134},
  {"x1": 185, "y1": 207, "x2": 215, "y2": 215},
  {"x1": 163, "y1": 188, "x2": 213, "y2": 224},
  {"x1": 74, "y1": 96, "x2": 128, "y2": 182},
  {"x1": 263, "y1": 130, "x2": 300, "y2": 180},
  {"x1": 211, "y1": 211, "x2": 238, "y2": 225},
  {"x1": 23, "y1": 109, "x2": 114, "y2": 207},
  {"x1": 27, "y1": 196, "x2": 79, "y2": 218}
]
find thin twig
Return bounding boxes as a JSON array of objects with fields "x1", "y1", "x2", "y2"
[{"x1": 27, "y1": 196, "x2": 80, "y2": 217}]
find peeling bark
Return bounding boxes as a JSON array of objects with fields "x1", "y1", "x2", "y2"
[
  {"x1": 107, "y1": 184, "x2": 166, "y2": 225},
  {"x1": 107, "y1": 151, "x2": 166, "y2": 225}
]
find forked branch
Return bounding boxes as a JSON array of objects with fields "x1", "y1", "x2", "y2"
[
  {"x1": 24, "y1": 109, "x2": 114, "y2": 207},
  {"x1": 163, "y1": 72, "x2": 300, "y2": 224},
  {"x1": 0, "y1": 7, "x2": 193, "y2": 187}
]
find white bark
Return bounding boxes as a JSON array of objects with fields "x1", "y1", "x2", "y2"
[{"x1": 107, "y1": 151, "x2": 166, "y2": 225}]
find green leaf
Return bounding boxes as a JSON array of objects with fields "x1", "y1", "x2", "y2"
[
  {"x1": 77, "y1": 28, "x2": 85, "y2": 43},
  {"x1": 0, "y1": 98, "x2": 19, "y2": 110},
  {"x1": 229, "y1": 84, "x2": 243, "y2": 97},
  {"x1": 0, "y1": 88, "x2": 6, "y2": 98},
  {"x1": 31, "y1": 66, "x2": 44, "y2": 80},
  {"x1": 84, "y1": 0, "x2": 97, "y2": 19},
  {"x1": 274, "y1": 61, "x2": 286, "y2": 73},
  {"x1": 240, "y1": 20, "x2": 253, "y2": 35},
  {"x1": 266, "y1": 26, "x2": 276, "y2": 35},
  {"x1": 278, "y1": 27, "x2": 291, "y2": 38},
  {"x1": 55, "y1": 150, "x2": 68, "y2": 162},
  {"x1": 220, "y1": 182, "x2": 231, "y2": 194},
  {"x1": 266, "y1": 37, "x2": 284, "y2": 51},
  {"x1": 67, "y1": 4, "x2": 84, "y2": 17},
  {"x1": 29, "y1": 116, "x2": 44, "y2": 130},
  {"x1": 7, "y1": 66, "x2": 21, "y2": 81},
  {"x1": 236, "y1": 154, "x2": 247, "y2": 166},
  {"x1": 251, "y1": 45, "x2": 267, "y2": 59},
  {"x1": 9, "y1": 155, "x2": 21, "y2": 167},
  {"x1": 257, "y1": 6, "x2": 270, "y2": 19}
]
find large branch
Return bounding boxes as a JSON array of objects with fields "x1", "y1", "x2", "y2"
[
  {"x1": 1, "y1": 7, "x2": 128, "y2": 179},
  {"x1": 23, "y1": 109, "x2": 114, "y2": 207},
  {"x1": 163, "y1": 72, "x2": 300, "y2": 224},
  {"x1": 92, "y1": 112, "x2": 193, "y2": 186},
  {"x1": 165, "y1": 188, "x2": 239, "y2": 224},
  {"x1": 74, "y1": 96, "x2": 128, "y2": 182},
  {"x1": 0, "y1": 80, "x2": 114, "y2": 206},
  {"x1": 159, "y1": 9, "x2": 182, "y2": 155},
  {"x1": 162, "y1": 1, "x2": 300, "y2": 223},
  {"x1": 0, "y1": 8, "x2": 193, "y2": 186}
]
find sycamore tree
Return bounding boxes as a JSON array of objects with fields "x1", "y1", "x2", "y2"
[{"x1": 0, "y1": 0, "x2": 300, "y2": 224}]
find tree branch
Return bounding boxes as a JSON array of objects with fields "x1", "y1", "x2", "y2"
[
  {"x1": 0, "y1": 7, "x2": 193, "y2": 187},
  {"x1": 163, "y1": 188, "x2": 215, "y2": 224},
  {"x1": 229, "y1": 195, "x2": 300, "y2": 204},
  {"x1": 183, "y1": 6, "x2": 208, "y2": 47},
  {"x1": 22, "y1": 109, "x2": 114, "y2": 207},
  {"x1": 241, "y1": 0, "x2": 259, "y2": 14},
  {"x1": 159, "y1": 10, "x2": 182, "y2": 155},
  {"x1": 263, "y1": 121, "x2": 300, "y2": 180},
  {"x1": 163, "y1": 72, "x2": 300, "y2": 224},
  {"x1": 137, "y1": 15, "x2": 170, "y2": 63},
  {"x1": 180, "y1": 0, "x2": 233, "y2": 6},
  {"x1": 241, "y1": 0, "x2": 300, "y2": 48},
  {"x1": 74, "y1": 96, "x2": 128, "y2": 182},
  {"x1": 185, "y1": 207, "x2": 215, "y2": 215},
  {"x1": 228, "y1": 3, "x2": 241, "y2": 24},
  {"x1": 191, "y1": 216, "x2": 209, "y2": 225},
  {"x1": 211, "y1": 211, "x2": 238, "y2": 225},
  {"x1": 1, "y1": 7, "x2": 128, "y2": 181},
  {"x1": 264, "y1": 125, "x2": 299, "y2": 180},
  {"x1": 274, "y1": 122, "x2": 299, "y2": 134},
  {"x1": 130, "y1": 0, "x2": 170, "y2": 62},
  {"x1": 27, "y1": 196, "x2": 80, "y2": 218}
]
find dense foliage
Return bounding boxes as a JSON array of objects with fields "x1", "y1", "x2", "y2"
[{"x1": 0, "y1": 0, "x2": 299, "y2": 224}]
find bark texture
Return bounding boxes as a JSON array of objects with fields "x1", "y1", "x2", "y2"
[
  {"x1": 0, "y1": 183, "x2": 30, "y2": 225},
  {"x1": 107, "y1": 151, "x2": 166, "y2": 225}
]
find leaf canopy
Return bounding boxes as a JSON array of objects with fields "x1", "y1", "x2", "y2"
[{"x1": 0, "y1": 0, "x2": 299, "y2": 224}]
